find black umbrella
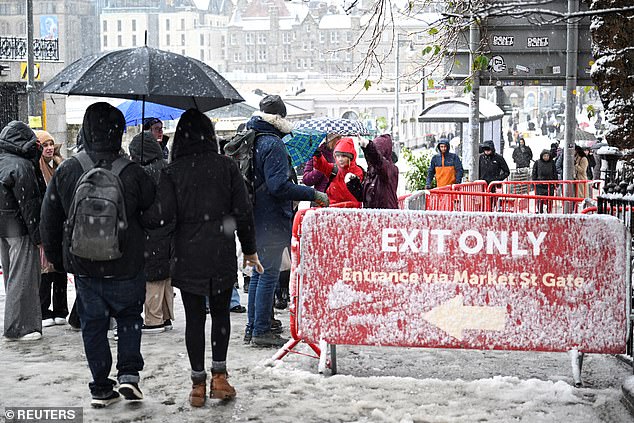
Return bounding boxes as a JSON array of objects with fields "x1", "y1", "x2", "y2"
[{"x1": 41, "y1": 46, "x2": 243, "y2": 112}]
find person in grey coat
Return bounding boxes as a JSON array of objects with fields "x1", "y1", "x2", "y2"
[{"x1": 0, "y1": 121, "x2": 46, "y2": 341}]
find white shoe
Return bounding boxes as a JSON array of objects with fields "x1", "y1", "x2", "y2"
[
  {"x1": 18, "y1": 332, "x2": 42, "y2": 341},
  {"x1": 54, "y1": 317, "x2": 67, "y2": 325},
  {"x1": 42, "y1": 318, "x2": 55, "y2": 327}
]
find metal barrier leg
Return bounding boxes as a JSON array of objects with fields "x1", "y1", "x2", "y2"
[
  {"x1": 569, "y1": 349, "x2": 584, "y2": 387},
  {"x1": 330, "y1": 344, "x2": 337, "y2": 375},
  {"x1": 272, "y1": 338, "x2": 302, "y2": 361}
]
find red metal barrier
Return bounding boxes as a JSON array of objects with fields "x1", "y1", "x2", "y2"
[
  {"x1": 295, "y1": 209, "x2": 626, "y2": 355},
  {"x1": 489, "y1": 180, "x2": 603, "y2": 199},
  {"x1": 398, "y1": 194, "x2": 411, "y2": 210},
  {"x1": 426, "y1": 190, "x2": 585, "y2": 213},
  {"x1": 273, "y1": 201, "x2": 359, "y2": 362}
]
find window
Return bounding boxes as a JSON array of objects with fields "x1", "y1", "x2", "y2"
[
  {"x1": 200, "y1": 50, "x2": 204, "y2": 61},
  {"x1": 302, "y1": 42, "x2": 308, "y2": 51},
  {"x1": 233, "y1": 52, "x2": 241, "y2": 62},
  {"x1": 200, "y1": 34, "x2": 204, "y2": 44},
  {"x1": 166, "y1": 20, "x2": 170, "y2": 31},
  {"x1": 103, "y1": 35, "x2": 107, "y2": 47},
  {"x1": 330, "y1": 32, "x2": 339, "y2": 43},
  {"x1": 181, "y1": 19, "x2": 185, "y2": 30},
  {"x1": 257, "y1": 48, "x2": 267, "y2": 61},
  {"x1": 245, "y1": 33, "x2": 254, "y2": 45},
  {"x1": 296, "y1": 59, "x2": 301, "y2": 69},
  {"x1": 102, "y1": 20, "x2": 107, "y2": 31},
  {"x1": 166, "y1": 34, "x2": 170, "y2": 45},
  {"x1": 132, "y1": 34, "x2": 137, "y2": 46},
  {"x1": 319, "y1": 32, "x2": 325, "y2": 43},
  {"x1": 117, "y1": 35, "x2": 122, "y2": 47},
  {"x1": 347, "y1": 32, "x2": 352, "y2": 42},
  {"x1": 230, "y1": 34, "x2": 236, "y2": 45},
  {"x1": 246, "y1": 47, "x2": 254, "y2": 62},
  {"x1": 257, "y1": 33, "x2": 266, "y2": 44},
  {"x1": 282, "y1": 46, "x2": 291, "y2": 61},
  {"x1": 132, "y1": 20, "x2": 136, "y2": 31},
  {"x1": 181, "y1": 34, "x2": 185, "y2": 46},
  {"x1": 282, "y1": 33, "x2": 291, "y2": 44},
  {"x1": 117, "y1": 20, "x2": 121, "y2": 32}
]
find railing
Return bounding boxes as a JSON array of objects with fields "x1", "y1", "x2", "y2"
[{"x1": 0, "y1": 37, "x2": 59, "y2": 61}]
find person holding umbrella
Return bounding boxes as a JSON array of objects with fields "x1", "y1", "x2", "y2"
[{"x1": 40, "y1": 102, "x2": 157, "y2": 407}]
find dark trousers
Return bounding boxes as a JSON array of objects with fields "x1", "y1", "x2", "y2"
[
  {"x1": 40, "y1": 272, "x2": 68, "y2": 319},
  {"x1": 181, "y1": 288, "x2": 232, "y2": 372},
  {"x1": 76, "y1": 273, "x2": 145, "y2": 397}
]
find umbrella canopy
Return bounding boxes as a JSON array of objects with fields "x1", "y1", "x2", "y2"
[
  {"x1": 41, "y1": 46, "x2": 243, "y2": 112},
  {"x1": 116, "y1": 100, "x2": 184, "y2": 127},
  {"x1": 294, "y1": 117, "x2": 369, "y2": 136},
  {"x1": 283, "y1": 130, "x2": 327, "y2": 167}
]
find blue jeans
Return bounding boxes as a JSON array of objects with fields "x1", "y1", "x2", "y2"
[
  {"x1": 247, "y1": 243, "x2": 285, "y2": 336},
  {"x1": 230, "y1": 286, "x2": 241, "y2": 308},
  {"x1": 76, "y1": 273, "x2": 145, "y2": 397}
]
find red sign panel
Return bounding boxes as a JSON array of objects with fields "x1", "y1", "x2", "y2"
[{"x1": 297, "y1": 210, "x2": 628, "y2": 353}]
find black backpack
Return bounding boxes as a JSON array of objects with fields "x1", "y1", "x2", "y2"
[
  {"x1": 66, "y1": 151, "x2": 131, "y2": 261},
  {"x1": 223, "y1": 128, "x2": 274, "y2": 204}
]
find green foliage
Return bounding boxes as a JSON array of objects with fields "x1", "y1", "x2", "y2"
[
  {"x1": 401, "y1": 147, "x2": 435, "y2": 191},
  {"x1": 376, "y1": 116, "x2": 388, "y2": 131},
  {"x1": 363, "y1": 79, "x2": 372, "y2": 90},
  {"x1": 586, "y1": 104, "x2": 596, "y2": 119}
]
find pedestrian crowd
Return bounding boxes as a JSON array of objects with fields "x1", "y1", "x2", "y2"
[{"x1": 0, "y1": 95, "x2": 401, "y2": 409}]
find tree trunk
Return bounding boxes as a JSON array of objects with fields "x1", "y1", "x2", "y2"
[{"x1": 587, "y1": 0, "x2": 634, "y2": 151}]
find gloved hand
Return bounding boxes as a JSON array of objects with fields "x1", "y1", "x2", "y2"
[
  {"x1": 314, "y1": 190, "x2": 330, "y2": 207},
  {"x1": 313, "y1": 148, "x2": 322, "y2": 158},
  {"x1": 243, "y1": 253, "x2": 264, "y2": 274},
  {"x1": 344, "y1": 173, "x2": 358, "y2": 184},
  {"x1": 358, "y1": 138, "x2": 370, "y2": 148}
]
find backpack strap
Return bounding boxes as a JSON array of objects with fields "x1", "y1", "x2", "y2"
[
  {"x1": 74, "y1": 151, "x2": 94, "y2": 172},
  {"x1": 110, "y1": 157, "x2": 132, "y2": 177}
]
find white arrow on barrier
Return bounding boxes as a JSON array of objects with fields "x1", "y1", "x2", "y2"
[{"x1": 423, "y1": 295, "x2": 506, "y2": 340}]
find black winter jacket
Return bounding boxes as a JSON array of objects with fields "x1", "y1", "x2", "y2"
[
  {"x1": 129, "y1": 131, "x2": 173, "y2": 282},
  {"x1": 479, "y1": 141, "x2": 510, "y2": 186},
  {"x1": 149, "y1": 109, "x2": 257, "y2": 296},
  {"x1": 531, "y1": 150, "x2": 558, "y2": 195},
  {"x1": 40, "y1": 102, "x2": 157, "y2": 279},
  {"x1": 0, "y1": 121, "x2": 45, "y2": 245}
]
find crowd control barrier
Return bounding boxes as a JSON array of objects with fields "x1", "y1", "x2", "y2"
[{"x1": 275, "y1": 208, "x2": 629, "y2": 384}]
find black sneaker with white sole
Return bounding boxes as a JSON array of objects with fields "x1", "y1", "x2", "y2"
[
  {"x1": 118, "y1": 382, "x2": 143, "y2": 400},
  {"x1": 91, "y1": 390, "x2": 121, "y2": 408}
]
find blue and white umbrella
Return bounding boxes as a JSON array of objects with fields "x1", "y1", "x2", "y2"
[{"x1": 294, "y1": 117, "x2": 369, "y2": 136}]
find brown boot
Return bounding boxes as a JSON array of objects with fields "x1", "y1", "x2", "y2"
[
  {"x1": 210, "y1": 372, "x2": 236, "y2": 400},
  {"x1": 189, "y1": 381, "x2": 206, "y2": 407}
]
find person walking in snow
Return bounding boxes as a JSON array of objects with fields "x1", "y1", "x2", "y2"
[
  {"x1": 0, "y1": 121, "x2": 45, "y2": 342},
  {"x1": 531, "y1": 150, "x2": 558, "y2": 213},
  {"x1": 426, "y1": 138, "x2": 463, "y2": 189},
  {"x1": 479, "y1": 140, "x2": 510, "y2": 192},
  {"x1": 148, "y1": 109, "x2": 264, "y2": 405},
  {"x1": 512, "y1": 137, "x2": 533, "y2": 169},
  {"x1": 40, "y1": 102, "x2": 157, "y2": 408},
  {"x1": 128, "y1": 131, "x2": 175, "y2": 334}
]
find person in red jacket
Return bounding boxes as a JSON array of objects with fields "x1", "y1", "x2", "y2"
[{"x1": 313, "y1": 137, "x2": 364, "y2": 206}]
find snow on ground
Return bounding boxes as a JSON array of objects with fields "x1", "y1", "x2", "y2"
[{"x1": 1, "y1": 275, "x2": 632, "y2": 422}]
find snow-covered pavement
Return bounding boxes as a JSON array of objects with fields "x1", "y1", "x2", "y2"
[{"x1": 1, "y1": 277, "x2": 632, "y2": 422}]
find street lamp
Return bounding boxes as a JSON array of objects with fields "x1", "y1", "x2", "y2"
[{"x1": 394, "y1": 34, "x2": 414, "y2": 148}]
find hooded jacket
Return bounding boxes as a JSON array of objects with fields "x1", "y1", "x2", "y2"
[
  {"x1": 362, "y1": 134, "x2": 399, "y2": 209},
  {"x1": 531, "y1": 149, "x2": 557, "y2": 196},
  {"x1": 314, "y1": 137, "x2": 364, "y2": 206},
  {"x1": 426, "y1": 139, "x2": 463, "y2": 188},
  {"x1": 479, "y1": 140, "x2": 510, "y2": 186},
  {"x1": 246, "y1": 112, "x2": 315, "y2": 246},
  {"x1": 144, "y1": 109, "x2": 258, "y2": 295},
  {"x1": 512, "y1": 139, "x2": 533, "y2": 168},
  {"x1": 0, "y1": 121, "x2": 45, "y2": 245},
  {"x1": 302, "y1": 143, "x2": 335, "y2": 193},
  {"x1": 40, "y1": 102, "x2": 156, "y2": 279},
  {"x1": 129, "y1": 131, "x2": 173, "y2": 282}
]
